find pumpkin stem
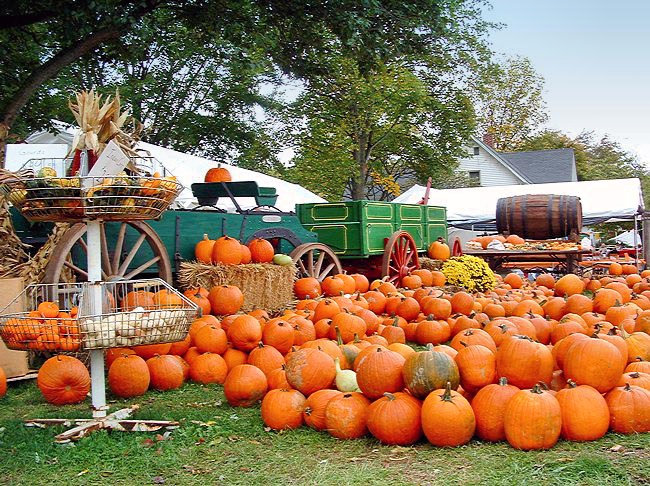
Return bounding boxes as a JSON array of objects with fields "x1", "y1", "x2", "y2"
[
  {"x1": 343, "y1": 393, "x2": 353, "y2": 398},
  {"x1": 257, "y1": 342, "x2": 264, "y2": 349},
  {"x1": 498, "y1": 377, "x2": 508, "y2": 386},
  {"x1": 335, "y1": 327, "x2": 344, "y2": 346},
  {"x1": 392, "y1": 316, "x2": 400, "y2": 327},
  {"x1": 440, "y1": 381, "x2": 453, "y2": 402},
  {"x1": 624, "y1": 383, "x2": 631, "y2": 391},
  {"x1": 630, "y1": 372, "x2": 640, "y2": 378},
  {"x1": 531, "y1": 384, "x2": 544, "y2": 394},
  {"x1": 566, "y1": 379, "x2": 577, "y2": 388},
  {"x1": 383, "y1": 392, "x2": 396, "y2": 401},
  {"x1": 334, "y1": 357, "x2": 342, "y2": 373},
  {"x1": 375, "y1": 347, "x2": 382, "y2": 353},
  {"x1": 426, "y1": 343, "x2": 434, "y2": 352}
]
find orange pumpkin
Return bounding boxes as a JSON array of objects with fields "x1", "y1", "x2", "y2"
[
  {"x1": 294, "y1": 277, "x2": 322, "y2": 300},
  {"x1": 194, "y1": 234, "x2": 215, "y2": 264},
  {"x1": 189, "y1": 352, "x2": 228, "y2": 384},
  {"x1": 285, "y1": 348, "x2": 336, "y2": 395},
  {"x1": 211, "y1": 236, "x2": 243, "y2": 265},
  {"x1": 227, "y1": 315, "x2": 262, "y2": 352},
  {"x1": 108, "y1": 354, "x2": 150, "y2": 398},
  {"x1": 223, "y1": 364, "x2": 268, "y2": 407},
  {"x1": 324, "y1": 392, "x2": 371, "y2": 439},
  {"x1": 208, "y1": 285, "x2": 244, "y2": 315},
  {"x1": 261, "y1": 388, "x2": 306, "y2": 430},
  {"x1": 303, "y1": 389, "x2": 342, "y2": 430},
  {"x1": 37, "y1": 355, "x2": 90, "y2": 405},
  {"x1": 421, "y1": 383, "x2": 475, "y2": 447},
  {"x1": 120, "y1": 291, "x2": 155, "y2": 311},
  {"x1": 428, "y1": 238, "x2": 451, "y2": 260},
  {"x1": 146, "y1": 354, "x2": 185, "y2": 390},
  {"x1": 471, "y1": 377, "x2": 520, "y2": 442},
  {"x1": 204, "y1": 165, "x2": 232, "y2": 182},
  {"x1": 247, "y1": 238, "x2": 274, "y2": 263},
  {"x1": 504, "y1": 384, "x2": 562, "y2": 450}
]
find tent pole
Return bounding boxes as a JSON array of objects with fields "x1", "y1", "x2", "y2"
[{"x1": 634, "y1": 215, "x2": 639, "y2": 268}]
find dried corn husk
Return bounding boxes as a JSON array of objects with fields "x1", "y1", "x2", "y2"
[
  {"x1": 18, "y1": 223, "x2": 73, "y2": 284},
  {"x1": 0, "y1": 197, "x2": 30, "y2": 278}
]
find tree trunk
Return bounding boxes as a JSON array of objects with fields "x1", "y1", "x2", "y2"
[
  {"x1": 0, "y1": 27, "x2": 121, "y2": 167},
  {"x1": 350, "y1": 132, "x2": 370, "y2": 200}
]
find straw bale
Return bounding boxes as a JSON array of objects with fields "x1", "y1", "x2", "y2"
[
  {"x1": 419, "y1": 257, "x2": 443, "y2": 271},
  {"x1": 179, "y1": 261, "x2": 296, "y2": 313}
]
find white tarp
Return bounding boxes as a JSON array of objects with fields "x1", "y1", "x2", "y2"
[
  {"x1": 612, "y1": 230, "x2": 640, "y2": 247},
  {"x1": 394, "y1": 178, "x2": 644, "y2": 228},
  {"x1": 17, "y1": 122, "x2": 326, "y2": 212}
]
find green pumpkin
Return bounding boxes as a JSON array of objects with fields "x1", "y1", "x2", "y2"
[
  {"x1": 272, "y1": 254, "x2": 293, "y2": 266},
  {"x1": 402, "y1": 344, "x2": 460, "y2": 398}
]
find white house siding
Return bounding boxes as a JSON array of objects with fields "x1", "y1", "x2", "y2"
[{"x1": 457, "y1": 145, "x2": 523, "y2": 187}]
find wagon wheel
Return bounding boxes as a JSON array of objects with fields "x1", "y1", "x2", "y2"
[
  {"x1": 452, "y1": 237, "x2": 463, "y2": 256},
  {"x1": 43, "y1": 221, "x2": 172, "y2": 284},
  {"x1": 381, "y1": 231, "x2": 419, "y2": 284},
  {"x1": 290, "y1": 243, "x2": 342, "y2": 282}
]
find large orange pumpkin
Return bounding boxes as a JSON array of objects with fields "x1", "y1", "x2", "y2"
[
  {"x1": 227, "y1": 315, "x2": 262, "y2": 352},
  {"x1": 556, "y1": 380, "x2": 610, "y2": 441},
  {"x1": 421, "y1": 383, "x2": 475, "y2": 447},
  {"x1": 294, "y1": 278, "x2": 322, "y2": 300},
  {"x1": 120, "y1": 291, "x2": 155, "y2": 311},
  {"x1": 247, "y1": 238, "x2": 274, "y2": 263},
  {"x1": 366, "y1": 392, "x2": 422, "y2": 445},
  {"x1": 204, "y1": 165, "x2": 232, "y2": 182},
  {"x1": 554, "y1": 274, "x2": 585, "y2": 297},
  {"x1": 211, "y1": 236, "x2": 243, "y2": 265},
  {"x1": 324, "y1": 392, "x2": 371, "y2": 439},
  {"x1": 146, "y1": 354, "x2": 184, "y2": 390},
  {"x1": 195, "y1": 234, "x2": 215, "y2": 264},
  {"x1": 37, "y1": 355, "x2": 90, "y2": 405},
  {"x1": 260, "y1": 388, "x2": 306, "y2": 430},
  {"x1": 133, "y1": 343, "x2": 172, "y2": 360},
  {"x1": 455, "y1": 344, "x2": 497, "y2": 393},
  {"x1": 262, "y1": 319, "x2": 295, "y2": 354},
  {"x1": 428, "y1": 238, "x2": 451, "y2": 261},
  {"x1": 504, "y1": 384, "x2": 562, "y2": 450},
  {"x1": 223, "y1": 364, "x2": 268, "y2": 407},
  {"x1": 285, "y1": 347, "x2": 336, "y2": 395},
  {"x1": 356, "y1": 347, "x2": 405, "y2": 399},
  {"x1": 194, "y1": 324, "x2": 228, "y2": 354},
  {"x1": 108, "y1": 354, "x2": 150, "y2": 398},
  {"x1": 563, "y1": 335, "x2": 625, "y2": 393},
  {"x1": 247, "y1": 342, "x2": 285, "y2": 376},
  {"x1": 496, "y1": 335, "x2": 554, "y2": 389},
  {"x1": 471, "y1": 377, "x2": 520, "y2": 442},
  {"x1": 303, "y1": 389, "x2": 342, "y2": 430},
  {"x1": 208, "y1": 285, "x2": 244, "y2": 315},
  {"x1": 189, "y1": 352, "x2": 228, "y2": 384},
  {"x1": 605, "y1": 384, "x2": 650, "y2": 434}
]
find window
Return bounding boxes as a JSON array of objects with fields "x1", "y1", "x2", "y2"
[
  {"x1": 473, "y1": 146, "x2": 480, "y2": 155},
  {"x1": 468, "y1": 170, "x2": 480, "y2": 182}
]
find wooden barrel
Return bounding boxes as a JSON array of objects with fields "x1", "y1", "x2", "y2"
[{"x1": 496, "y1": 194, "x2": 582, "y2": 240}]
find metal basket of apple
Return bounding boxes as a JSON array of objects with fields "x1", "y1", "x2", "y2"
[
  {"x1": 0, "y1": 280, "x2": 199, "y2": 352},
  {"x1": 3, "y1": 158, "x2": 182, "y2": 222}
]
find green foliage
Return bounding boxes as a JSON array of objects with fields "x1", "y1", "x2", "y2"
[{"x1": 474, "y1": 56, "x2": 548, "y2": 150}]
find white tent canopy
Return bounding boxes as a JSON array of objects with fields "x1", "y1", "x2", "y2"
[
  {"x1": 15, "y1": 121, "x2": 326, "y2": 212},
  {"x1": 612, "y1": 230, "x2": 640, "y2": 247},
  {"x1": 394, "y1": 178, "x2": 644, "y2": 229}
]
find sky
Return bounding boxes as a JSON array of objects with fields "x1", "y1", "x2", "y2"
[{"x1": 483, "y1": 0, "x2": 650, "y2": 163}]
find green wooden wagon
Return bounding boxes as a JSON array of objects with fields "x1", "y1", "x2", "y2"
[{"x1": 11, "y1": 183, "x2": 447, "y2": 286}]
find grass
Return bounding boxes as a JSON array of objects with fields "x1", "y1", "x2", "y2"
[{"x1": 0, "y1": 381, "x2": 649, "y2": 486}]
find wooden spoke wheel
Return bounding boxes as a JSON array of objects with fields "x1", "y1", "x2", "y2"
[
  {"x1": 452, "y1": 237, "x2": 463, "y2": 256},
  {"x1": 381, "y1": 231, "x2": 419, "y2": 284},
  {"x1": 290, "y1": 243, "x2": 342, "y2": 282},
  {"x1": 43, "y1": 221, "x2": 172, "y2": 284}
]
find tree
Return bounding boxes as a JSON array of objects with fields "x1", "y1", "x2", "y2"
[
  {"x1": 285, "y1": 62, "x2": 476, "y2": 201},
  {"x1": 474, "y1": 56, "x2": 548, "y2": 150}
]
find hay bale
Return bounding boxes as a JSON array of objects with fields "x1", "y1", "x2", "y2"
[
  {"x1": 179, "y1": 261, "x2": 296, "y2": 313},
  {"x1": 419, "y1": 257, "x2": 443, "y2": 271}
]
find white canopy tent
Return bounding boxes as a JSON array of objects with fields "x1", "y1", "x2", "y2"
[
  {"x1": 14, "y1": 121, "x2": 326, "y2": 212},
  {"x1": 612, "y1": 230, "x2": 641, "y2": 247},
  {"x1": 394, "y1": 178, "x2": 645, "y2": 230}
]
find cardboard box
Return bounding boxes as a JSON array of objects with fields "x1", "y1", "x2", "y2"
[{"x1": 0, "y1": 278, "x2": 29, "y2": 377}]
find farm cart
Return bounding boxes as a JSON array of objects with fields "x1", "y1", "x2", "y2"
[
  {"x1": 9, "y1": 181, "x2": 342, "y2": 284},
  {"x1": 296, "y1": 200, "x2": 448, "y2": 283}
]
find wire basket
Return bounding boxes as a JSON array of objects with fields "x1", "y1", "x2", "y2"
[
  {"x1": 0, "y1": 279, "x2": 199, "y2": 352},
  {"x1": 2, "y1": 156, "x2": 183, "y2": 222}
]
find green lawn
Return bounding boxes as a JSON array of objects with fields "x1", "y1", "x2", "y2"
[{"x1": 0, "y1": 381, "x2": 648, "y2": 486}]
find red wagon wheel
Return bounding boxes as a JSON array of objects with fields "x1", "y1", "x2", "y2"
[{"x1": 381, "y1": 231, "x2": 419, "y2": 284}]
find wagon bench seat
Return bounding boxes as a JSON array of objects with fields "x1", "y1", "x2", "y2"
[{"x1": 191, "y1": 181, "x2": 278, "y2": 208}]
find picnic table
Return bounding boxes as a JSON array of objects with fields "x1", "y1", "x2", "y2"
[{"x1": 464, "y1": 248, "x2": 592, "y2": 274}]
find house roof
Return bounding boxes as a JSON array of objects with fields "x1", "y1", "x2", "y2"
[
  {"x1": 500, "y1": 148, "x2": 576, "y2": 184},
  {"x1": 469, "y1": 135, "x2": 531, "y2": 183}
]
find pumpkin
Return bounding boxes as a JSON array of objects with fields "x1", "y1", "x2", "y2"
[
  {"x1": 313, "y1": 299, "x2": 341, "y2": 322},
  {"x1": 622, "y1": 330, "x2": 650, "y2": 362},
  {"x1": 285, "y1": 348, "x2": 336, "y2": 395},
  {"x1": 120, "y1": 291, "x2": 155, "y2": 311},
  {"x1": 450, "y1": 291, "x2": 474, "y2": 315},
  {"x1": 626, "y1": 359, "x2": 650, "y2": 374},
  {"x1": 132, "y1": 343, "x2": 172, "y2": 360},
  {"x1": 291, "y1": 316, "x2": 317, "y2": 345},
  {"x1": 183, "y1": 346, "x2": 202, "y2": 365},
  {"x1": 401, "y1": 274, "x2": 422, "y2": 289},
  {"x1": 267, "y1": 365, "x2": 291, "y2": 390},
  {"x1": 329, "y1": 312, "x2": 367, "y2": 343},
  {"x1": 146, "y1": 354, "x2": 184, "y2": 390},
  {"x1": 0, "y1": 366, "x2": 5, "y2": 398},
  {"x1": 168, "y1": 334, "x2": 192, "y2": 356},
  {"x1": 402, "y1": 343, "x2": 460, "y2": 398},
  {"x1": 194, "y1": 234, "x2": 215, "y2": 264},
  {"x1": 262, "y1": 319, "x2": 294, "y2": 354},
  {"x1": 504, "y1": 384, "x2": 562, "y2": 450},
  {"x1": 261, "y1": 388, "x2": 306, "y2": 430},
  {"x1": 605, "y1": 384, "x2": 650, "y2": 434},
  {"x1": 173, "y1": 356, "x2": 191, "y2": 380},
  {"x1": 455, "y1": 344, "x2": 497, "y2": 393},
  {"x1": 556, "y1": 380, "x2": 610, "y2": 441},
  {"x1": 324, "y1": 392, "x2": 371, "y2": 439},
  {"x1": 381, "y1": 319, "x2": 406, "y2": 345},
  {"x1": 240, "y1": 244, "x2": 252, "y2": 264},
  {"x1": 563, "y1": 335, "x2": 625, "y2": 393},
  {"x1": 223, "y1": 364, "x2": 268, "y2": 407},
  {"x1": 321, "y1": 276, "x2": 345, "y2": 297},
  {"x1": 248, "y1": 238, "x2": 275, "y2": 263},
  {"x1": 536, "y1": 273, "x2": 556, "y2": 288},
  {"x1": 185, "y1": 290, "x2": 211, "y2": 316},
  {"x1": 554, "y1": 274, "x2": 585, "y2": 297},
  {"x1": 334, "y1": 274, "x2": 357, "y2": 294},
  {"x1": 108, "y1": 354, "x2": 150, "y2": 398},
  {"x1": 208, "y1": 285, "x2": 244, "y2": 315},
  {"x1": 450, "y1": 328, "x2": 497, "y2": 353},
  {"x1": 428, "y1": 238, "x2": 451, "y2": 261},
  {"x1": 37, "y1": 355, "x2": 90, "y2": 405},
  {"x1": 194, "y1": 324, "x2": 228, "y2": 354},
  {"x1": 189, "y1": 352, "x2": 228, "y2": 384},
  {"x1": 294, "y1": 278, "x2": 322, "y2": 300},
  {"x1": 303, "y1": 389, "x2": 342, "y2": 430},
  {"x1": 496, "y1": 335, "x2": 554, "y2": 389},
  {"x1": 205, "y1": 165, "x2": 232, "y2": 182},
  {"x1": 504, "y1": 273, "x2": 523, "y2": 289},
  {"x1": 153, "y1": 289, "x2": 183, "y2": 309},
  {"x1": 421, "y1": 297, "x2": 452, "y2": 320},
  {"x1": 421, "y1": 382, "x2": 475, "y2": 447},
  {"x1": 367, "y1": 392, "x2": 422, "y2": 445},
  {"x1": 356, "y1": 347, "x2": 405, "y2": 399},
  {"x1": 415, "y1": 317, "x2": 451, "y2": 345},
  {"x1": 387, "y1": 342, "x2": 416, "y2": 361},
  {"x1": 106, "y1": 347, "x2": 135, "y2": 367},
  {"x1": 483, "y1": 320, "x2": 518, "y2": 347},
  {"x1": 212, "y1": 236, "x2": 243, "y2": 265},
  {"x1": 551, "y1": 333, "x2": 589, "y2": 370},
  {"x1": 247, "y1": 342, "x2": 285, "y2": 376},
  {"x1": 350, "y1": 273, "x2": 370, "y2": 292},
  {"x1": 38, "y1": 301, "x2": 59, "y2": 318},
  {"x1": 227, "y1": 315, "x2": 262, "y2": 352},
  {"x1": 471, "y1": 377, "x2": 520, "y2": 442}
]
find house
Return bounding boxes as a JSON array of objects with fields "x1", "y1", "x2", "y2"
[{"x1": 457, "y1": 135, "x2": 577, "y2": 186}]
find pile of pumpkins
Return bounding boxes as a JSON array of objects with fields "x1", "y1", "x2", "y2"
[
  {"x1": 10, "y1": 265, "x2": 650, "y2": 450},
  {"x1": 194, "y1": 234, "x2": 291, "y2": 267}
]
